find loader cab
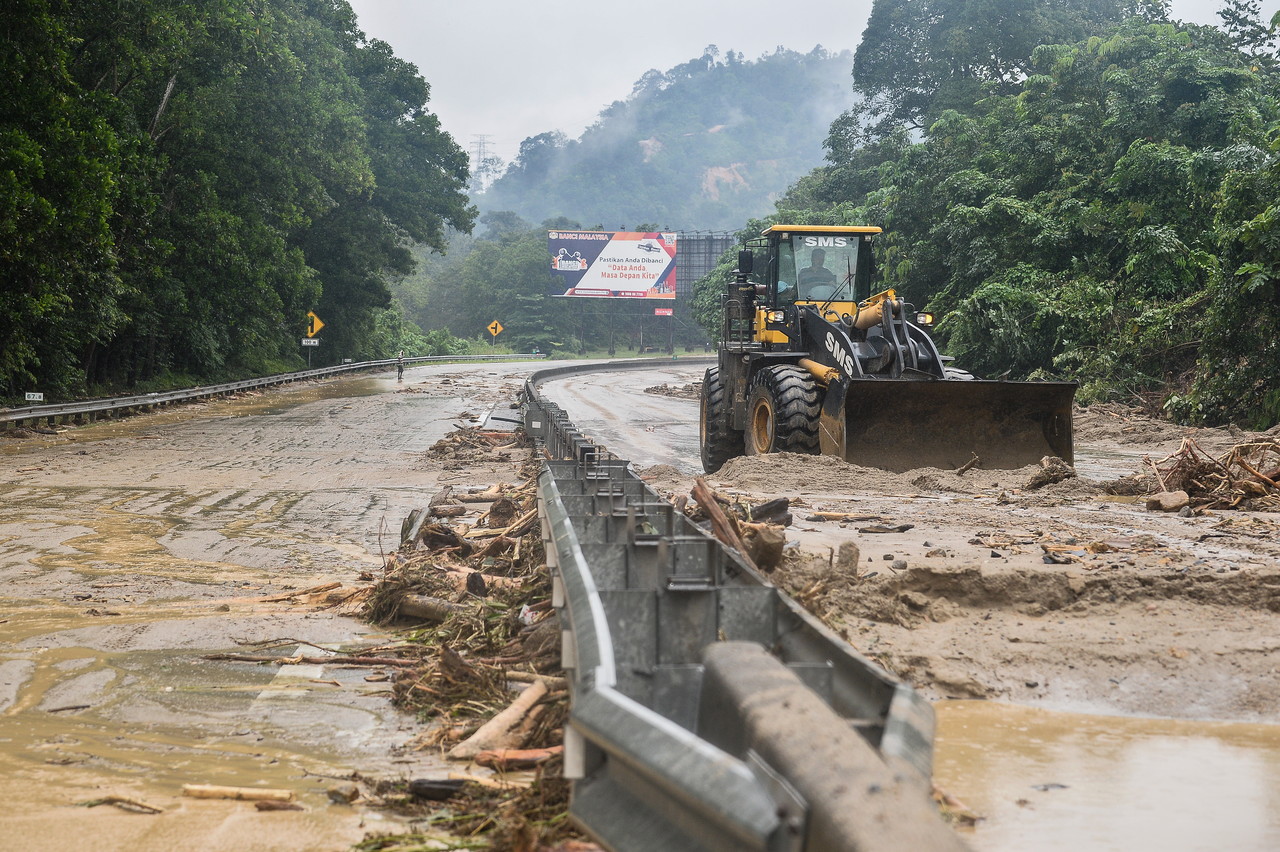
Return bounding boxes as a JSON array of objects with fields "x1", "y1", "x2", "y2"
[{"x1": 761, "y1": 226, "x2": 881, "y2": 308}]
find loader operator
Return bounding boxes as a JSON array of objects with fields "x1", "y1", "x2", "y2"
[{"x1": 797, "y1": 248, "x2": 837, "y2": 299}]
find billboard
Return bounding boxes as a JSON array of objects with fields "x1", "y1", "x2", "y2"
[{"x1": 548, "y1": 230, "x2": 677, "y2": 298}]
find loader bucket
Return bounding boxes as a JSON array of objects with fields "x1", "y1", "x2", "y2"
[{"x1": 818, "y1": 378, "x2": 1076, "y2": 473}]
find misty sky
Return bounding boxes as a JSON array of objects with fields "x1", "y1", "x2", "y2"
[{"x1": 347, "y1": 0, "x2": 1278, "y2": 166}]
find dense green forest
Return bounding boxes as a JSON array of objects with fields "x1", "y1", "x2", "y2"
[
  {"x1": 7, "y1": 0, "x2": 1280, "y2": 429},
  {"x1": 2, "y1": 0, "x2": 473, "y2": 400},
  {"x1": 688, "y1": 0, "x2": 1280, "y2": 428},
  {"x1": 477, "y1": 46, "x2": 855, "y2": 230}
]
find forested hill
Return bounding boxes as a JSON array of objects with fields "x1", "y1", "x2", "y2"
[
  {"x1": 2, "y1": 0, "x2": 472, "y2": 399},
  {"x1": 477, "y1": 47, "x2": 855, "y2": 230},
  {"x1": 690, "y1": 0, "x2": 1280, "y2": 429}
]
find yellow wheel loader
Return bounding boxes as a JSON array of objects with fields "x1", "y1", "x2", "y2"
[{"x1": 700, "y1": 225, "x2": 1075, "y2": 473}]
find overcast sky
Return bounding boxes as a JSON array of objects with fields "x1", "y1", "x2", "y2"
[{"x1": 347, "y1": 1, "x2": 1277, "y2": 166}]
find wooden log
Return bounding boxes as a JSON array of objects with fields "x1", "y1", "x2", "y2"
[
  {"x1": 464, "y1": 508, "x2": 539, "y2": 540},
  {"x1": 202, "y1": 653, "x2": 419, "y2": 668},
  {"x1": 398, "y1": 594, "x2": 466, "y2": 622},
  {"x1": 458, "y1": 485, "x2": 504, "y2": 503},
  {"x1": 81, "y1": 795, "x2": 164, "y2": 814},
  {"x1": 447, "y1": 679, "x2": 549, "y2": 760},
  {"x1": 809, "y1": 512, "x2": 884, "y2": 522},
  {"x1": 503, "y1": 671, "x2": 568, "y2": 690},
  {"x1": 692, "y1": 478, "x2": 757, "y2": 572},
  {"x1": 254, "y1": 582, "x2": 342, "y2": 603},
  {"x1": 474, "y1": 746, "x2": 564, "y2": 770},
  {"x1": 418, "y1": 523, "x2": 473, "y2": 556},
  {"x1": 740, "y1": 522, "x2": 786, "y2": 572},
  {"x1": 182, "y1": 784, "x2": 295, "y2": 802}
]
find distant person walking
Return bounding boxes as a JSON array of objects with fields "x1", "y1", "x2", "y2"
[{"x1": 396, "y1": 350, "x2": 404, "y2": 382}]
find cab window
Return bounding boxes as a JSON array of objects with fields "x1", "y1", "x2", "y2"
[
  {"x1": 788, "y1": 235, "x2": 859, "y2": 302},
  {"x1": 775, "y1": 241, "x2": 796, "y2": 297}
]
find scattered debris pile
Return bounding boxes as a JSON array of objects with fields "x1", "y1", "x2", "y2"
[
  {"x1": 679, "y1": 477, "x2": 792, "y2": 571},
  {"x1": 643, "y1": 382, "x2": 701, "y2": 400},
  {"x1": 358, "y1": 429, "x2": 585, "y2": 850},
  {"x1": 425, "y1": 425, "x2": 528, "y2": 469},
  {"x1": 1144, "y1": 437, "x2": 1280, "y2": 511}
]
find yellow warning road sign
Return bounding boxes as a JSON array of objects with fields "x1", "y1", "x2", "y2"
[
  {"x1": 487, "y1": 320, "x2": 504, "y2": 337},
  {"x1": 306, "y1": 311, "x2": 325, "y2": 337}
]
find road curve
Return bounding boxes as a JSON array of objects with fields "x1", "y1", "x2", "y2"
[{"x1": 536, "y1": 362, "x2": 708, "y2": 471}]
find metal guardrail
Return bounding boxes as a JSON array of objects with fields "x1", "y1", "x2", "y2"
[
  {"x1": 1, "y1": 353, "x2": 544, "y2": 429},
  {"x1": 524, "y1": 362, "x2": 966, "y2": 851}
]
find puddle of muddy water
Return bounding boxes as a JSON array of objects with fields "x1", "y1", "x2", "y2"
[{"x1": 933, "y1": 700, "x2": 1280, "y2": 851}]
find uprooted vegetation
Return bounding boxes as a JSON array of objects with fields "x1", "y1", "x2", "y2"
[
  {"x1": 1143, "y1": 437, "x2": 1280, "y2": 511},
  {"x1": 358, "y1": 426, "x2": 588, "y2": 851}
]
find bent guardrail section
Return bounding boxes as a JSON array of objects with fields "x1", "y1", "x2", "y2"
[
  {"x1": 1, "y1": 353, "x2": 543, "y2": 429},
  {"x1": 524, "y1": 363, "x2": 966, "y2": 851}
]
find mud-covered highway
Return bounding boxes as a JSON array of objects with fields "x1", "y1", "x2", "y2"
[{"x1": 0, "y1": 364, "x2": 535, "y2": 850}]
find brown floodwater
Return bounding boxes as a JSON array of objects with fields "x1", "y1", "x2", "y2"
[{"x1": 934, "y1": 700, "x2": 1280, "y2": 851}]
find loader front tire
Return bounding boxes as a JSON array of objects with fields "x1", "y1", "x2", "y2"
[
  {"x1": 746, "y1": 365, "x2": 821, "y2": 456},
  {"x1": 700, "y1": 366, "x2": 744, "y2": 473}
]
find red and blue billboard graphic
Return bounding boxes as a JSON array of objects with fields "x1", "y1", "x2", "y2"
[{"x1": 548, "y1": 231, "x2": 677, "y2": 299}]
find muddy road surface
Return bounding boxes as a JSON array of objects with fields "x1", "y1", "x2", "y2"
[
  {"x1": 0, "y1": 363, "x2": 531, "y2": 851},
  {"x1": 542, "y1": 362, "x2": 1280, "y2": 851}
]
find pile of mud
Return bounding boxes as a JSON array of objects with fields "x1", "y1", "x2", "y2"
[
  {"x1": 643, "y1": 382, "x2": 701, "y2": 400},
  {"x1": 776, "y1": 557, "x2": 1280, "y2": 630},
  {"x1": 713, "y1": 453, "x2": 1097, "y2": 499}
]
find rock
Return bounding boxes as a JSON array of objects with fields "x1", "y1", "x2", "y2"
[
  {"x1": 1146, "y1": 490, "x2": 1190, "y2": 512},
  {"x1": 835, "y1": 541, "x2": 860, "y2": 573},
  {"x1": 327, "y1": 783, "x2": 359, "y2": 804},
  {"x1": 927, "y1": 663, "x2": 988, "y2": 698},
  {"x1": 900, "y1": 591, "x2": 931, "y2": 610}
]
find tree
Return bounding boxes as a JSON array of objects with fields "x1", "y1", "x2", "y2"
[
  {"x1": 757, "y1": 13, "x2": 1280, "y2": 426},
  {"x1": 848, "y1": 0, "x2": 1135, "y2": 141},
  {"x1": 1217, "y1": 0, "x2": 1278, "y2": 63},
  {"x1": 1, "y1": 0, "x2": 474, "y2": 397},
  {"x1": 0, "y1": 1, "x2": 132, "y2": 394}
]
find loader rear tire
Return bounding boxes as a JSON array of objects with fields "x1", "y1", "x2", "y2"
[
  {"x1": 700, "y1": 366, "x2": 744, "y2": 473},
  {"x1": 746, "y1": 365, "x2": 821, "y2": 456}
]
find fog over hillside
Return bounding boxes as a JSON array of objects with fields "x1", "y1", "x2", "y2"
[{"x1": 477, "y1": 46, "x2": 856, "y2": 230}]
